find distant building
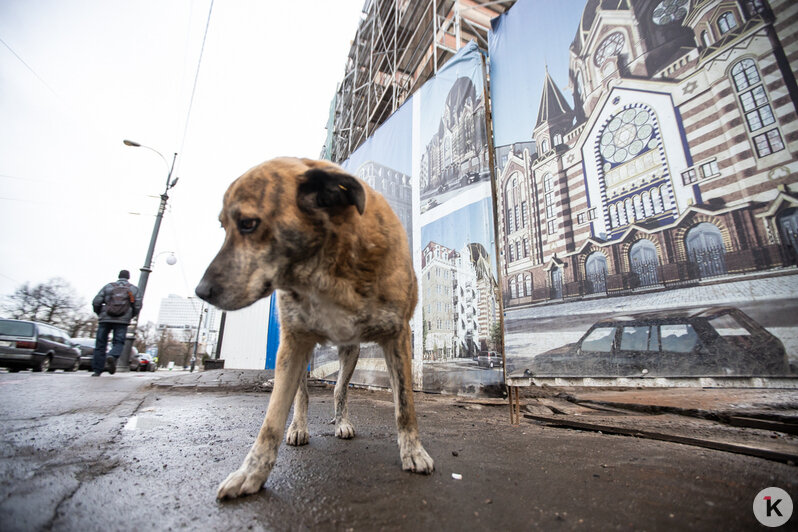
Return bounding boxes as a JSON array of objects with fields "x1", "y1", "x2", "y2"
[
  {"x1": 356, "y1": 161, "x2": 413, "y2": 250},
  {"x1": 156, "y1": 294, "x2": 222, "y2": 356}
]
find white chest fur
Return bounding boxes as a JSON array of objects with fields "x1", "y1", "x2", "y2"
[{"x1": 283, "y1": 293, "x2": 363, "y2": 345}]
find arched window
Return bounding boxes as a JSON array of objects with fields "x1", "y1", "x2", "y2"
[
  {"x1": 609, "y1": 204, "x2": 620, "y2": 228},
  {"x1": 686, "y1": 223, "x2": 727, "y2": 277},
  {"x1": 777, "y1": 207, "x2": 798, "y2": 252},
  {"x1": 625, "y1": 199, "x2": 635, "y2": 224},
  {"x1": 730, "y1": 58, "x2": 784, "y2": 157},
  {"x1": 525, "y1": 273, "x2": 533, "y2": 296},
  {"x1": 651, "y1": 186, "x2": 664, "y2": 213},
  {"x1": 585, "y1": 252, "x2": 608, "y2": 294},
  {"x1": 629, "y1": 239, "x2": 659, "y2": 286},
  {"x1": 701, "y1": 30, "x2": 711, "y2": 48},
  {"x1": 642, "y1": 191, "x2": 654, "y2": 217},
  {"x1": 505, "y1": 172, "x2": 522, "y2": 234},
  {"x1": 510, "y1": 277, "x2": 517, "y2": 299},
  {"x1": 518, "y1": 274, "x2": 526, "y2": 296},
  {"x1": 544, "y1": 174, "x2": 556, "y2": 220},
  {"x1": 718, "y1": 11, "x2": 738, "y2": 34},
  {"x1": 550, "y1": 266, "x2": 563, "y2": 299},
  {"x1": 617, "y1": 202, "x2": 628, "y2": 226},
  {"x1": 633, "y1": 195, "x2": 645, "y2": 220},
  {"x1": 576, "y1": 70, "x2": 585, "y2": 102},
  {"x1": 540, "y1": 138, "x2": 549, "y2": 153}
]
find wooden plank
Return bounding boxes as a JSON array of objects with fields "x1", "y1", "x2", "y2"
[
  {"x1": 728, "y1": 416, "x2": 798, "y2": 436},
  {"x1": 524, "y1": 414, "x2": 798, "y2": 465}
]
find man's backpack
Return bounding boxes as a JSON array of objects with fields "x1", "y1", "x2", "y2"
[{"x1": 106, "y1": 282, "x2": 134, "y2": 317}]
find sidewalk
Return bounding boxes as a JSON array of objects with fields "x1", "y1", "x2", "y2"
[{"x1": 150, "y1": 368, "x2": 798, "y2": 423}]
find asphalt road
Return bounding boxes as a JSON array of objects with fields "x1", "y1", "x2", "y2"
[{"x1": 0, "y1": 370, "x2": 795, "y2": 531}]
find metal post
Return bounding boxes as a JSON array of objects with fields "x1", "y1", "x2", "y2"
[
  {"x1": 190, "y1": 304, "x2": 206, "y2": 372},
  {"x1": 119, "y1": 152, "x2": 178, "y2": 370}
]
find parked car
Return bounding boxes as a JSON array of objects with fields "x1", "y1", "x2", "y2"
[
  {"x1": 71, "y1": 337, "x2": 116, "y2": 374},
  {"x1": 528, "y1": 306, "x2": 789, "y2": 377},
  {"x1": 130, "y1": 350, "x2": 156, "y2": 372},
  {"x1": 0, "y1": 319, "x2": 80, "y2": 372},
  {"x1": 477, "y1": 350, "x2": 503, "y2": 369}
]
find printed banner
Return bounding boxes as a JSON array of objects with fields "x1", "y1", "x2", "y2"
[
  {"x1": 489, "y1": 0, "x2": 798, "y2": 378},
  {"x1": 310, "y1": 42, "x2": 502, "y2": 394}
]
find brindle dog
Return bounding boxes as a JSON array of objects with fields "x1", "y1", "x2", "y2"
[{"x1": 196, "y1": 157, "x2": 434, "y2": 500}]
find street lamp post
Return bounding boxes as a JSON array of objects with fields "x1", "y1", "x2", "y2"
[
  {"x1": 189, "y1": 304, "x2": 207, "y2": 372},
  {"x1": 119, "y1": 139, "x2": 179, "y2": 370}
]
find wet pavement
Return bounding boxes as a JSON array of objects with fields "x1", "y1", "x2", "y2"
[{"x1": 0, "y1": 369, "x2": 796, "y2": 531}]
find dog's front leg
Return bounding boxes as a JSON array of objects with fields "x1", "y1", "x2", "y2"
[
  {"x1": 333, "y1": 344, "x2": 359, "y2": 439},
  {"x1": 217, "y1": 332, "x2": 316, "y2": 500},
  {"x1": 286, "y1": 371, "x2": 310, "y2": 445},
  {"x1": 381, "y1": 328, "x2": 434, "y2": 474}
]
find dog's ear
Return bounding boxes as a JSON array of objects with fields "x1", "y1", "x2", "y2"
[{"x1": 297, "y1": 168, "x2": 366, "y2": 215}]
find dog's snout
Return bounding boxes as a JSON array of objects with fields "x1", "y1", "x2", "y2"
[{"x1": 195, "y1": 279, "x2": 214, "y2": 302}]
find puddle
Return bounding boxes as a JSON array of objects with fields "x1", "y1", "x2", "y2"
[{"x1": 123, "y1": 415, "x2": 166, "y2": 431}]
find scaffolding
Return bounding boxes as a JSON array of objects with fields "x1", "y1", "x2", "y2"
[{"x1": 324, "y1": 0, "x2": 516, "y2": 163}]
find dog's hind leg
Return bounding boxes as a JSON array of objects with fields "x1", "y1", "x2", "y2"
[
  {"x1": 286, "y1": 371, "x2": 310, "y2": 446},
  {"x1": 217, "y1": 331, "x2": 317, "y2": 500},
  {"x1": 333, "y1": 344, "x2": 359, "y2": 439},
  {"x1": 380, "y1": 328, "x2": 434, "y2": 474}
]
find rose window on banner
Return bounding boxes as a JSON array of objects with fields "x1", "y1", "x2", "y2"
[
  {"x1": 652, "y1": 0, "x2": 688, "y2": 25},
  {"x1": 593, "y1": 32, "x2": 625, "y2": 67},
  {"x1": 599, "y1": 107, "x2": 657, "y2": 171}
]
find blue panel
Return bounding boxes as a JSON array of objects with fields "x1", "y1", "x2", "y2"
[{"x1": 265, "y1": 295, "x2": 280, "y2": 370}]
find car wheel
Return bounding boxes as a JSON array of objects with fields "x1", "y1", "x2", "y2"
[
  {"x1": 34, "y1": 356, "x2": 52, "y2": 373},
  {"x1": 68, "y1": 358, "x2": 80, "y2": 372}
]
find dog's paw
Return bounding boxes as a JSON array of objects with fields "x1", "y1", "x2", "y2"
[
  {"x1": 401, "y1": 446, "x2": 434, "y2": 475},
  {"x1": 216, "y1": 468, "x2": 268, "y2": 500},
  {"x1": 335, "y1": 420, "x2": 355, "y2": 439},
  {"x1": 285, "y1": 424, "x2": 309, "y2": 446}
]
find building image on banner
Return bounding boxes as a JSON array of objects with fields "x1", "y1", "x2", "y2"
[
  {"x1": 420, "y1": 202, "x2": 503, "y2": 392},
  {"x1": 417, "y1": 43, "x2": 503, "y2": 394},
  {"x1": 489, "y1": 0, "x2": 798, "y2": 377},
  {"x1": 420, "y1": 42, "x2": 492, "y2": 215}
]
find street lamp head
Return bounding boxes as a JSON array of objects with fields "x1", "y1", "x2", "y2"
[
  {"x1": 123, "y1": 139, "x2": 141, "y2": 147},
  {"x1": 166, "y1": 253, "x2": 177, "y2": 266}
]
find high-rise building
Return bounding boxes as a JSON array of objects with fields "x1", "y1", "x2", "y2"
[{"x1": 156, "y1": 294, "x2": 222, "y2": 356}]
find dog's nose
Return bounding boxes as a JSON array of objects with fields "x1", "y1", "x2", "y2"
[{"x1": 195, "y1": 279, "x2": 214, "y2": 301}]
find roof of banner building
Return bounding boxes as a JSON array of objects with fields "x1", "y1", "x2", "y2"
[
  {"x1": 535, "y1": 68, "x2": 573, "y2": 128},
  {"x1": 572, "y1": 0, "x2": 632, "y2": 54}
]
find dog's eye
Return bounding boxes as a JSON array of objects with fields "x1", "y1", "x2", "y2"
[{"x1": 237, "y1": 218, "x2": 260, "y2": 234}]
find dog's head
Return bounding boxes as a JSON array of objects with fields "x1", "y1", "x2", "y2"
[{"x1": 195, "y1": 157, "x2": 366, "y2": 310}]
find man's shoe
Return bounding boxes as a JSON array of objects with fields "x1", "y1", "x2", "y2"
[
  {"x1": 107, "y1": 357, "x2": 117, "y2": 375},
  {"x1": 91, "y1": 372, "x2": 101, "y2": 377}
]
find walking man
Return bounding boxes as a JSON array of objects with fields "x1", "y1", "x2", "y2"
[{"x1": 91, "y1": 270, "x2": 142, "y2": 376}]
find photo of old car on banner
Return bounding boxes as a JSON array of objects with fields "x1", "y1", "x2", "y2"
[
  {"x1": 489, "y1": 0, "x2": 797, "y2": 379},
  {"x1": 308, "y1": 42, "x2": 502, "y2": 394}
]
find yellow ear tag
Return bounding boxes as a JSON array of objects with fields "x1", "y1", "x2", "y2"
[{"x1": 338, "y1": 184, "x2": 348, "y2": 191}]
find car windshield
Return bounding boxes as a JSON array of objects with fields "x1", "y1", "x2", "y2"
[
  {"x1": 706, "y1": 313, "x2": 752, "y2": 337},
  {"x1": 0, "y1": 321, "x2": 35, "y2": 337},
  {"x1": 580, "y1": 327, "x2": 615, "y2": 352}
]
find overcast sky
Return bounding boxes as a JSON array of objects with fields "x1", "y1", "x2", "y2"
[{"x1": 0, "y1": 0, "x2": 365, "y2": 324}]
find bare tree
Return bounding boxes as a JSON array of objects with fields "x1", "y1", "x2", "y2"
[
  {"x1": 134, "y1": 321, "x2": 159, "y2": 353},
  {"x1": 155, "y1": 328, "x2": 186, "y2": 368},
  {"x1": 2, "y1": 278, "x2": 95, "y2": 336}
]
